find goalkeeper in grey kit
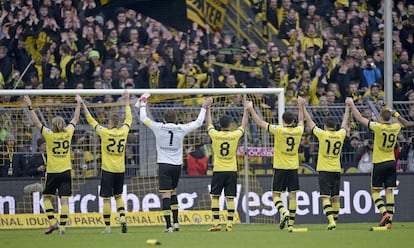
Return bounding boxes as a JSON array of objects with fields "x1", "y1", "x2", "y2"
[{"x1": 136, "y1": 93, "x2": 212, "y2": 232}]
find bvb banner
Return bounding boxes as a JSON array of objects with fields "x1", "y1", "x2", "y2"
[
  {"x1": 186, "y1": 0, "x2": 230, "y2": 32},
  {"x1": 0, "y1": 211, "x2": 239, "y2": 229}
]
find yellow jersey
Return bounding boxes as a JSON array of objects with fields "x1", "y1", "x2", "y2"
[
  {"x1": 208, "y1": 125, "x2": 244, "y2": 172},
  {"x1": 369, "y1": 121, "x2": 401, "y2": 164},
  {"x1": 42, "y1": 124, "x2": 75, "y2": 173},
  {"x1": 86, "y1": 106, "x2": 132, "y2": 173},
  {"x1": 312, "y1": 127, "x2": 346, "y2": 172},
  {"x1": 268, "y1": 124, "x2": 304, "y2": 170}
]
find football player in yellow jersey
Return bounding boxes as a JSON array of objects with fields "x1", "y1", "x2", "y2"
[
  {"x1": 246, "y1": 100, "x2": 304, "y2": 232},
  {"x1": 299, "y1": 96, "x2": 349, "y2": 230},
  {"x1": 24, "y1": 95, "x2": 82, "y2": 235},
  {"x1": 346, "y1": 97, "x2": 401, "y2": 229},
  {"x1": 206, "y1": 98, "x2": 248, "y2": 232},
  {"x1": 80, "y1": 90, "x2": 132, "y2": 234}
]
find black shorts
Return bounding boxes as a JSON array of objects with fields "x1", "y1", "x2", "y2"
[
  {"x1": 372, "y1": 160, "x2": 397, "y2": 189},
  {"x1": 318, "y1": 171, "x2": 341, "y2": 197},
  {"x1": 272, "y1": 169, "x2": 299, "y2": 193},
  {"x1": 43, "y1": 170, "x2": 72, "y2": 197},
  {"x1": 210, "y1": 172, "x2": 237, "y2": 197},
  {"x1": 100, "y1": 170, "x2": 125, "y2": 198},
  {"x1": 158, "y1": 163, "x2": 182, "y2": 192}
]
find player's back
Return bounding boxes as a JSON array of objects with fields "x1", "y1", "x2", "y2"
[
  {"x1": 99, "y1": 126, "x2": 130, "y2": 172},
  {"x1": 152, "y1": 123, "x2": 188, "y2": 165},
  {"x1": 209, "y1": 127, "x2": 244, "y2": 172},
  {"x1": 269, "y1": 124, "x2": 304, "y2": 170},
  {"x1": 42, "y1": 126, "x2": 75, "y2": 173},
  {"x1": 313, "y1": 127, "x2": 346, "y2": 172},
  {"x1": 369, "y1": 122, "x2": 401, "y2": 163}
]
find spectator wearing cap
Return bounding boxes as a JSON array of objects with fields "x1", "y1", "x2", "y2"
[
  {"x1": 117, "y1": 81, "x2": 138, "y2": 102},
  {"x1": 0, "y1": 134, "x2": 26, "y2": 177},
  {"x1": 255, "y1": 49, "x2": 274, "y2": 88},
  {"x1": 362, "y1": 82, "x2": 385, "y2": 104},
  {"x1": 88, "y1": 48, "x2": 105, "y2": 80}
]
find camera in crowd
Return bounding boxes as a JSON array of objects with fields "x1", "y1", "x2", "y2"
[{"x1": 366, "y1": 62, "x2": 375, "y2": 69}]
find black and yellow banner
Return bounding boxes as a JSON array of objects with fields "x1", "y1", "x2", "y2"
[{"x1": 186, "y1": 0, "x2": 230, "y2": 32}]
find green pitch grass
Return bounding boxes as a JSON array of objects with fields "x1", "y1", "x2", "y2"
[{"x1": 1, "y1": 223, "x2": 414, "y2": 248}]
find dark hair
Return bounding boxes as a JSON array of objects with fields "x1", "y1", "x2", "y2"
[
  {"x1": 163, "y1": 109, "x2": 177, "y2": 123},
  {"x1": 380, "y1": 109, "x2": 391, "y2": 122},
  {"x1": 219, "y1": 115, "x2": 232, "y2": 128},
  {"x1": 37, "y1": 137, "x2": 46, "y2": 147},
  {"x1": 282, "y1": 111, "x2": 295, "y2": 125},
  {"x1": 324, "y1": 116, "x2": 337, "y2": 129}
]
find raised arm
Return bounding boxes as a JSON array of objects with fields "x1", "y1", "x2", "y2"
[
  {"x1": 80, "y1": 96, "x2": 99, "y2": 128},
  {"x1": 392, "y1": 111, "x2": 414, "y2": 128},
  {"x1": 245, "y1": 101, "x2": 268, "y2": 129},
  {"x1": 23, "y1": 95, "x2": 42, "y2": 130},
  {"x1": 70, "y1": 95, "x2": 82, "y2": 125},
  {"x1": 138, "y1": 93, "x2": 151, "y2": 124},
  {"x1": 297, "y1": 97, "x2": 304, "y2": 126},
  {"x1": 205, "y1": 104, "x2": 212, "y2": 127},
  {"x1": 241, "y1": 105, "x2": 249, "y2": 129},
  {"x1": 341, "y1": 104, "x2": 350, "y2": 130},
  {"x1": 123, "y1": 90, "x2": 132, "y2": 127},
  {"x1": 298, "y1": 96, "x2": 316, "y2": 129},
  {"x1": 345, "y1": 97, "x2": 369, "y2": 127}
]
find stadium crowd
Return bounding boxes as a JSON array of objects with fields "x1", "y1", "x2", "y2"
[{"x1": 2, "y1": 0, "x2": 414, "y2": 176}]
